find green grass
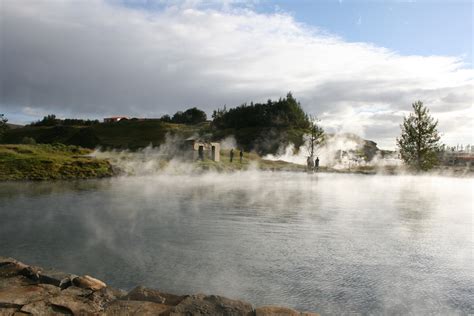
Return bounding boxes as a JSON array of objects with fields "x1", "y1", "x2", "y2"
[
  {"x1": 0, "y1": 144, "x2": 114, "y2": 181},
  {"x1": 193, "y1": 150, "x2": 306, "y2": 172},
  {"x1": 1, "y1": 120, "x2": 203, "y2": 150}
]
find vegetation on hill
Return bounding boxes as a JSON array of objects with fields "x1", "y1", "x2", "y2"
[
  {"x1": 30, "y1": 114, "x2": 100, "y2": 127},
  {"x1": 2, "y1": 120, "x2": 203, "y2": 150},
  {"x1": 211, "y1": 92, "x2": 318, "y2": 154},
  {"x1": 0, "y1": 144, "x2": 114, "y2": 180},
  {"x1": 212, "y1": 93, "x2": 310, "y2": 129},
  {"x1": 1, "y1": 93, "x2": 321, "y2": 155},
  {"x1": 162, "y1": 107, "x2": 207, "y2": 124}
]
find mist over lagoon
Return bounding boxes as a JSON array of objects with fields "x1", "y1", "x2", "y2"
[{"x1": 1, "y1": 171, "x2": 472, "y2": 314}]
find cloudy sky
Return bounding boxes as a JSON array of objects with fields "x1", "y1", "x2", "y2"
[{"x1": 1, "y1": 0, "x2": 472, "y2": 148}]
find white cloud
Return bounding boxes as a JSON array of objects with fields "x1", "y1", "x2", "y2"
[{"x1": 1, "y1": 0, "x2": 472, "y2": 148}]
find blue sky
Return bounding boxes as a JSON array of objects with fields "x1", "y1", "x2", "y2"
[
  {"x1": 2, "y1": 0, "x2": 473, "y2": 148},
  {"x1": 258, "y1": 0, "x2": 473, "y2": 64},
  {"x1": 123, "y1": 0, "x2": 473, "y2": 66}
]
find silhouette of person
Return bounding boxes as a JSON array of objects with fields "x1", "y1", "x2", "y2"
[
  {"x1": 230, "y1": 149, "x2": 234, "y2": 162},
  {"x1": 239, "y1": 149, "x2": 243, "y2": 163},
  {"x1": 315, "y1": 157, "x2": 320, "y2": 170}
]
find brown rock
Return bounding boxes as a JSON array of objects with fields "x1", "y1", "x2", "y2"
[
  {"x1": 0, "y1": 258, "x2": 28, "y2": 278},
  {"x1": 255, "y1": 306, "x2": 319, "y2": 316},
  {"x1": 21, "y1": 300, "x2": 72, "y2": 315},
  {"x1": 0, "y1": 284, "x2": 59, "y2": 306},
  {"x1": 48, "y1": 294, "x2": 102, "y2": 315},
  {"x1": 0, "y1": 308, "x2": 20, "y2": 316},
  {"x1": 256, "y1": 306, "x2": 300, "y2": 316},
  {"x1": 89, "y1": 287, "x2": 127, "y2": 308},
  {"x1": 124, "y1": 286, "x2": 186, "y2": 306},
  {"x1": 73, "y1": 275, "x2": 106, "y2": 291},
  {"x1": 170, "y1": 294, "x2": 254, "y2": 316},
  {"x1": 103, "y1": 300, "x2": 171, "y2": 315},
  {"x1": 60, "y1": 285, "x2": 93, "y2": 297},
  {"x1": 0, "y1": 257, "x2": 17, "y2": 266},
  {"x1": 0, "y1": 275, "x2": 34, "y2": 291}
]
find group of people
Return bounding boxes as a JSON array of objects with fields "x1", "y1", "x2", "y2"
[
  {"x1": 307, "y1": 156, "x2": 320, "y2": 171},
  {"x1": 229, "y1": 149, "x2": 244, "y2": 163}
]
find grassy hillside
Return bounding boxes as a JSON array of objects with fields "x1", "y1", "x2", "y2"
[
  {"x1": 2, "y1": 120, "x2": 204, "y2": 150},
  {"x1": 1, "y1": 120, "x2": 307, "y2": 155},
  {"x1": 0, "y1": 144, "x2": 114, "y2": 180}
]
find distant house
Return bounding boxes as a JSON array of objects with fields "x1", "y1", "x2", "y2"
[
  {"x1": 103, "y1": 116, "x2": 128, "y2": 123},
  {"x1": 185, "y1": 137, "x2": 220, "y2": 162}
]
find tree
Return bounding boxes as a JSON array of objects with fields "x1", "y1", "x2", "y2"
[
  {"x1": 160, "y1": 114, "x2": 172, "y2": 122},
  {"x1": 0, "y1": 114, "x2": 8, "y2": 140},
  {"x1": 31, "y1": 114, "x2": 60, "y2": 126},
  {"x1": 306, "y1": 116, "x2": 324, "y2": 158},
  {"x1": 211, "y1": 92, "x2": 310, "y2": 130},
  {"x1": 172, "y1": 107, "x2": 207, "y2": 124},
  {"x1": 397, "y1": 101, "x2": 441, "y2": 171}
]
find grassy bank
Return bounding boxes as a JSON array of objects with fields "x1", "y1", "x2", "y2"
[
  {"x1": 194, "y1": 150, "x2": 307, "y2": 172},
  {"x1": 0, "y1": 144, "x2": 114, "y2": 181}
]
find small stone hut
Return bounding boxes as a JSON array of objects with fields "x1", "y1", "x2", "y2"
[{"x1": 185, "y1": 137, "x2": 220, "y2": 162}]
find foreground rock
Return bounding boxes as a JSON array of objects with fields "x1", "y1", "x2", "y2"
[{"x1": 0, "y1": 257, "x2": 318, "y2": 315}]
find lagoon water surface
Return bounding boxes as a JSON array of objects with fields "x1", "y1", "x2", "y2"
[{"x1": 0, "y1": 172, "x2": 472, "y2": 314}]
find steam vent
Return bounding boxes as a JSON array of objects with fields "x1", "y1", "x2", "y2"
[{"x1": 0, "y1": 257, "x2": 319, "y2": 315}]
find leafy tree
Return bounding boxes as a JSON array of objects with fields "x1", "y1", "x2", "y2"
[
  {"x1": 0, "y1": 114, "x2": 8, "y2": 140},
  {"x1": 31, "y1": 114, "x2": 60, "y2": 126},
  {"x1": 160, "y1": 114, "x2": 172, "y2": 123},
  {"x1": 306, "y1": 116, "x2": 325, "y2": 158},
  {"x1": 397, "y1": 101, "x2": 441, "y2": 171},
  {"x1": 62, "y1": 118, "x2": 99, "y2": 126},
  {"x1": 212, "y1": 92, "x2": 310, "y2": 130},
  {"x1": 30, "y1": 115, "x2": 98, "y2": 126},
  {"x1": 172, "y1": 107, "x2": 207, "y2": 124},
  {"x1": 210, "y1": 93, "x2": 315, "y2": 154}
]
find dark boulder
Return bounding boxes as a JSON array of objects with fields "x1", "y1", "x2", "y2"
[
  {"x1": 0, "y1": 258, "x2": 28, "y2": 278},
  {"x1": 38, "y1": 269, "x2": 77, "y2": 289}
]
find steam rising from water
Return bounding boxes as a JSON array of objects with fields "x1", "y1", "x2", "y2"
[
  {"x1": 0, "y1": 172, "x2": 472, "y2": 314},
  {"x1": 265, "y1": 133, "x2": 402, "y2": 169},
  {"x1": 91, "y1": 132, "x2": 404, "y2": 176},
  {"x1": 92, "y1": 134, "x2": 196, "y2": 175}
]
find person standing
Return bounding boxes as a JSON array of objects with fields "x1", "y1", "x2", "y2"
[
  {"x1": 230, "y1": 149, "x2": 234, "y2": 162},
  {"x1": 315, "y1": 157, "x2": 320, "y2": 170},
  {"x1": 239, "y1": 149, "x2": 243, "y2": 163}
]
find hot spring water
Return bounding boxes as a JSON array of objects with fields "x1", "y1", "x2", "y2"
[{"x1": 0, "y1": 172, "x2": 472, "y2": 314}]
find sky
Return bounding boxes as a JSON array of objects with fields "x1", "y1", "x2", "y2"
[{"x1": 0, "y1": 0, "x2": 473, "y2": 149}]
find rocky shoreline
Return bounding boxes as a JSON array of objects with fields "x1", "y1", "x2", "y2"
[{"x1": 0, "y1": 257, "x2": 318, "y2": 315}]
